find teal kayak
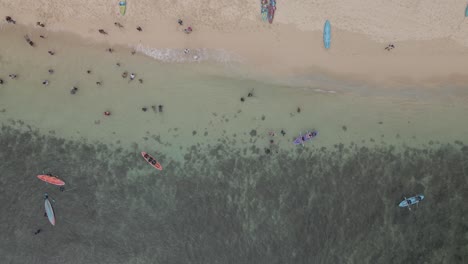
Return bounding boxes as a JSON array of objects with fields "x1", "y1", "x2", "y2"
[
  {"x1": 323, "y1": 20, "x2": 331, "y2": 49},
  {"x1": 465, "y1": 4, "x2": 468, "y2": 17}
]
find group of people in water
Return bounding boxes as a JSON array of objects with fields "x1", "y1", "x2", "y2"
[{"x1": 2, "y1": 15, "x2": 170, "y2": 118}]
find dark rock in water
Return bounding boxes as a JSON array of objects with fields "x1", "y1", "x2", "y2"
[
  {"x1": 249, "y1": 130, "x2": 257, "y2": 137},
  {"x1": 265, "y1": 148, "x2": 271, "y2": 154},
  {"x1": 158, "y1": 105, "x2": 163, "y2": 112},
  {"x1": 240, "y1": 97, "x2": 245, "y2": 102},
  {"x1": 261, "y1": 115, "x2": 266, "y2": 121},
  {"x1": 342, "y1": 125, "x2": 347, "y2": 131},
  {"x1": 192, "y1": 130, "x2": 197, "y2": 136},
  {"x1": 204, "y1": 131, "x2": 208, "y2": 136},
  {"x1": 378, "y1": 121, "x2": 383, "y2": 124},
  {"x1": 297, "y1": 107, "x2": 301, "y2": 113},
  {"x1": 142, "y1": 107, "x2": 147, "y2": 112}
]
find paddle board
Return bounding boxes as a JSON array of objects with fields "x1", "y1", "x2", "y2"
[
  {"x1": 119, "y1": 0, "x2": 127, "y2": 16},
  {"x1": 141, "y1": 152, "x2": 163, "y2": 170},
  {"x1": 399, "y1": 195, "x2": 424, "y2": 208},
  {"x1": 324, "y1": 20, "x2": 331, "y2": 49},
  {"x1": 44, "y1": 198, "x2": 55, "y2": 226},
  {"x1": 37, "y1": 175, "x2": 65, "y2": 186}
]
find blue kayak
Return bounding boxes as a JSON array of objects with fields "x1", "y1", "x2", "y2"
[
  {"x1": 323, "y1": 20, "x2": 331, "y2": 49},
  {"x1": 465, "y1": 5, "x2": 468, "y2": 17},
  {"x1": 399, "y1": 194, "x2": 424, "y2": 208}
]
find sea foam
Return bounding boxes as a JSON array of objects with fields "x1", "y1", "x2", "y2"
[{"x1": 134, "y1": 44, "x2": 243, "y2": 64}]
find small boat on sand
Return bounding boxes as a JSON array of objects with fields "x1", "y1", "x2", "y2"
[
  {"x1": 261, "y1": 0, "x2": 269, "y2": 21},
  {"x1": 268, "y1": 0, "x2": 276, "y2": 24}
]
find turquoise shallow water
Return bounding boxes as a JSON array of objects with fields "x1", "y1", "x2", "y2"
[{"x1": 1, "y1": 26, "x2": 468, "y2": 263}]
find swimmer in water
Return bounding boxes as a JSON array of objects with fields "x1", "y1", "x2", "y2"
[
  {"x1": 42, "y1": 80, "x2": 49, "y2": 86},
  {"x1": 48, "y1": 69, "x2": 54, "y2": 74},
  {"x1": 104, "y1": 111, "x2": 111, "y2": 116},
  {"x1": 96, "y1": 81, "x2": 102, "y2": 86},
  {"x1": 87, "y1": 70, "x2": 92, "y2": 74},
  {"x1": 158, "y1": 105, "x2": 163, "y2": 112},
  {"x1": 70, "y1": 87, "x2": 78, "y2": 94},
  {"x1": 48, "y1": 51, "x2": 55, "y2": 55},
  {"x1": 0, "y1": 79, "x2": 3, "y2": 84},
  {"x1": 9, "y1": 74, "x2": 17, "y2": 79},
  {"x1": 130, "y1": 73, "x2": 136, "y2": 80},
  {"x1": 122, "y1": 71, "x2": 128, "y2": 78},
  {"x1": 138, "y1": 79, "x2": 143, "y2": 84}
]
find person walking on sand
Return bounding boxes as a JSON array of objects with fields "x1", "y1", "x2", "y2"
[
  {"x1": 5, "y1": 16, "x2": 16, "y2": 24},
  {"x1": 184, "y1": 27, "x2": 193, "y2": 34},
  {"x1": 24, "y1": 35, "x2": 34, "y2": 47},
  {"x1": 178, "y1": 19, "x2": 183, "y2": 25}
]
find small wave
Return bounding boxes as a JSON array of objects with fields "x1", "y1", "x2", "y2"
[
  {"x1": 134, "y1": 44, "x2": 243, "y2": 64},
  {"x1": 313, "y1": 88, "x2": 337, "y2": 94}
]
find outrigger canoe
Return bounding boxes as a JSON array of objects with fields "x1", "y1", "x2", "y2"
[
  {"x1": 293, "y1": 130, "x2": 318, "y2": 145},
  {"x1": 399, "y1": 194, "x2": 424, "y2": 208},
  {"x1": 141, "y1": 152, "x2": 163, "y2": 170},
  {"x1": 268, "y1": 0, "x2": 276, "y2": 24},
  {"x1": 44, "y1": 194, "x2": 55, "y2": 226},
  {"x1": 37, "y1": 174, "x2": 65, "y2": 186}
]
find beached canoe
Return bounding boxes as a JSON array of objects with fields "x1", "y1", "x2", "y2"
[
  {"x1": 141, "y1": 152, "x2": 163, "y2": 170},
  {"x1": 44, "y1": 197, "x2": 55, "y2": 226},
  {"x1": 119, "y1": 0, "x2": 127, "y2": 16},
  {"x1": 268, "y1": 0, "x2": 276, "y2": 24},
  {"x1": 261, "y1": 0, "x2": 269, "y2": 21},
  {"x1": 399, "y1": 195, "x2": 424, "y2": 208},
  {"x1": 37, "y1": 174, "x2": 65, "y2": 186},
  {"x1": 324, "y1": 20, "x2": 331, "y2": 49}
]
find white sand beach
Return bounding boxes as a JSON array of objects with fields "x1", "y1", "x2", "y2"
[{"x1": 1, "y1": 0, "x2": 468, "y2": 86}]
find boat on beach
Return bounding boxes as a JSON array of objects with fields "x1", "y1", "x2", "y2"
[
  {"x1": 268, "y1": 0, "x2": 276, "y2": 24},
  {"x1": 323, "y1": 20, "x2": 331, "y2": 49},
  {"x1": 261, "y1": 0, "x2": 269, "y2": 21},
  {"x1": 293, "y1": 130, "x2": 318, "y2": 145}
]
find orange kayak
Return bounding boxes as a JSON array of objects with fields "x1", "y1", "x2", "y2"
[
  {"x1": 141, "y1": 152, "x2": 162, "y2": 170},
  {"x1": 37, "y1": 175, "x2": 65, "y2": 186}
]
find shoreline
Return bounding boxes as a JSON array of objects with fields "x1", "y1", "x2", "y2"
[{"x1": 2, "y1": 3, "x2": 468, "y2": 88}]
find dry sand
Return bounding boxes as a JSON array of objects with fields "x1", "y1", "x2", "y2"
[{"x1": 1, "y1": 0, "x2": 468, "y2": 86}]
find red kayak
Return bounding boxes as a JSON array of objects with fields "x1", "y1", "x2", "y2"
[
  {"x1": 141, "y1": 152, "x2": 163, "y2": 170},
  {"x1": 37, "y1": 175, "x2": 65, "y2": 186}
]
